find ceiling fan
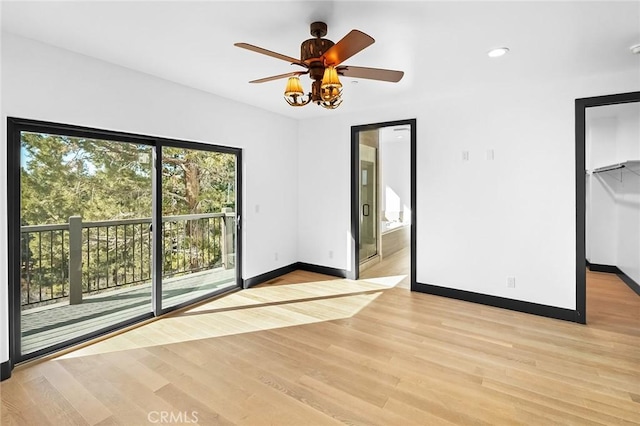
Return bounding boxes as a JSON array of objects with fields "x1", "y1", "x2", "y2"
[{"x1": 235, "y1": 22, "x2": 404, "y2": 109}]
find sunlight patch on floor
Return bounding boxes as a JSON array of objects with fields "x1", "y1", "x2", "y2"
[
  {"x1": 58, "y1": 279, "x2": 388, "y2": 359},
  {"x1": 186, "y1": 278, "x2": 386, "y2": 312},
  {"x1": 359, "y1": 275, "x2": 407, "y2": 287}
]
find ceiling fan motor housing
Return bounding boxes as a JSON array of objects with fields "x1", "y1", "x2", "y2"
[
  {"x1": 301, "y1": 38, "x2": 334, "y2": 62},
  {"x1": 301, "y1": 38, "x2": 334, "y2": 80},
  {"x1": 302, "y1": 22, "x2": 334, "y2": 81}
]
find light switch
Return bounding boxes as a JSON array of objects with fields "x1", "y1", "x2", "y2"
[{"x1": 486, "y1": 149, "x2": 494, "y2": 160}]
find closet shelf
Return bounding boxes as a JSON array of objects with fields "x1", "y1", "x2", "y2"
[{"x1": 589, "y1": 160, "x2": 640, "y2": 175}]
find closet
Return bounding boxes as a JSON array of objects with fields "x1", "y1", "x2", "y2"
[{"x1": 585, "y1": 102, "x2": 640, "y2": 289}]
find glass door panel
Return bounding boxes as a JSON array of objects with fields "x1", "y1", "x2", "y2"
[
  {"x1": 19, "y1": 131, "x2": 153, "y2": 356},
  {"x1": 160, "y1": 146, "x2": 237, "y2": 310},
  {"x1": 359, "y1": 144, "x2": 378, "y2": 262}
]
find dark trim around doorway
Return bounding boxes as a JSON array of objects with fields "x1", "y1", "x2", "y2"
[
  {"x1": 349, "y1": 119, "x2": 417, "y2": 288},
  {"x1": 575, "y1": 91, "x2": 640, "y2": 324}
]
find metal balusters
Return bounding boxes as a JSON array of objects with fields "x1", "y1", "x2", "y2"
[{"x1": 20, "y1": 212, "x2": 230, "y2": 307}]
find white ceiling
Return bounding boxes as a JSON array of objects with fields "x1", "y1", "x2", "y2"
[{"x1": 2, "y1": 1, "x2": 639, "y2": 120}]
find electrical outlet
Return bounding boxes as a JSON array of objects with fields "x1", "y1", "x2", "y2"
[
  {"x1": 329, "y1": 250, "x2": 334, "y2": 259},
  {"x1": 462, "y1": 150, "x2": 470, "y2": 161},
  {"x1": 507, "y1": 276, "x2": 516, "y2": 288},
  {"x1": 274, "y1": 252, "x2": 278, "y2": 261}
]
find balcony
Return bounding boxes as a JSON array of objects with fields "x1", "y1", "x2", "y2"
[{"x1": 20, "y1": 210, "x2": 237, "y2": 354}]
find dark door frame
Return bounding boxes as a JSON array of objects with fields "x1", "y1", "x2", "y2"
[
  {"x1": 6, "y1": 117, "x2": 243, "y2": 369},
  {"x1": 350, "y1": 118, "x2": 416, "y2": 285},
  {"x1": 574, "y1": 91, "x2": 640, "y2": 324}
]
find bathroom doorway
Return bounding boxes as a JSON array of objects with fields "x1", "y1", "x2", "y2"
[{"x1": 350, "y1": 119, "x2": 416, "y2": 285}]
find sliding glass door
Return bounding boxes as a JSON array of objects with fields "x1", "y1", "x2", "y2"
[
  {"x1": 160, "y1": 145, "x2": 238, "y2": 311},
  {"x1": 17, "y1": 131, "x2": 154, "y2": 356},
  {"x1": 8, "y1": 118, "x2": 242, "y2": 362}
]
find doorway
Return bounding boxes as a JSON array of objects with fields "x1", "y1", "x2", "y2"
[
  {"x1": 7, "y1": 118, "x2": 242, "y2": 363},
  {"x1": 575, "y1": 91, "x2": 640, "y2": 323},
  {"x1": 350, "y1": 119, "x2": 416, "y2": 284}
]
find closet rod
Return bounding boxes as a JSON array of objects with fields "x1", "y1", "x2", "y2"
[{"x1": 590, "y1": 160, "x2": 640, "y2": 175}]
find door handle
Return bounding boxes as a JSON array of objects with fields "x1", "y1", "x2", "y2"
[{"x1": 362, "y1": 204, "x2": 370, "y2": 217}]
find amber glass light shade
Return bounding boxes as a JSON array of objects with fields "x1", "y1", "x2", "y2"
[
  {"x1": 284, "y1": 76, "x2": 304, "y2": 96},
  {"x1": 321, "y1": 66, "x2": 342, "y2": 88},
  {"x1": 320, "y1": 66, "x2": 342, "y2": 101},
  {"x1": 284, "y1": 76, "x2": 310, "y2": 106}
]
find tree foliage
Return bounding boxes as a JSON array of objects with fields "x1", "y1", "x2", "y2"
[
  {"x1": 21, "y1": 133, "x2": 154, "y2": 223},
  {"x1": 20, "y1": 132, "x2": 236, "y2": 306},
  {"x1": 21, "y1": 133, "x2": 236, "y2": 224}
]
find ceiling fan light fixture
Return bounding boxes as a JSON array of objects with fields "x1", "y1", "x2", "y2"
[
  {"x1": 320, "y1": 66, "x2": 343, "y2": 102},
  {"x1": 319, "y1": 96, "x2": 343, "y2": 110},
  {"x1": 236, "y1": 21, "x2": 403, "y2": 110},
  {"x1": 284, "y1": 76, "x2": 310, "y2": 106}
]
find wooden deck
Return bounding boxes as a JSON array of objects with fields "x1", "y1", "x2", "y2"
[{"x1": 21, "y1": 268, "x2": 236, "y2": 355}]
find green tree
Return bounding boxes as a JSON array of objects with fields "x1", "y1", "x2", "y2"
[{"x1": 20, "y1": 132, "x2": 236, "y2": 305}]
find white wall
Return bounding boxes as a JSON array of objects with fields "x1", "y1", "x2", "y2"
[
  {"x1": 379, "y1": 128, "x2": 411, "y2": 224},
  {"x1": 586, "y1": 103, "x2": 640, "y2": 283},
  {"x1": 298, "y1": 70, "x2": 639, "y2": 310},
  {"x1": 586, "y1": 176, "x2": 619, "y2": 265},
  {"x1": 0, "y1": 33, "x2": 300, "y2": 364},
  {"x1": 613, "y1": 106, "x2": 640, "y2": 285},
  {"x1": 297, "y1": 106, "x2": 411, "y2": 270},
  {"x1": 586, "y1": 115, "x2": 620, "y2": 266},
  {"x1": 615, "y1": 105, "x2": 640, "y2": 161},
  {"x1": 618, "y1": 172, "x2": 640, "y2": 284}
]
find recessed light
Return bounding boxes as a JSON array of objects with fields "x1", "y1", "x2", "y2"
[
  {"x1": 631, "y1": 44, "x2": 640, "y2": 55},
  {"x1": 488, "y1": 47, "x2": 510, "y2": 58}
]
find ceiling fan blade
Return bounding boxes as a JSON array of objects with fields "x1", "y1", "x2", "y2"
[
  {"x1": 235, "y1": 43, "x2": 307, "y2": 67},
  {"x1": 249, "y1": 71, "x2": 308, "y2": 84},
  {"x1": 337, "y1": 65, "x2": 404, "y2": 82},
  {"x1": 322, "y1": 30, "x2": 375, "y2": 66}
]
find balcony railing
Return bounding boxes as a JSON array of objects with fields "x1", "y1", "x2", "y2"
[{"x1": 20, "y1": 209, "x2": 236, "y2": 308}]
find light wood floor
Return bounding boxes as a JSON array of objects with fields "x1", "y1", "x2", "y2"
[{"x1": 1, "y1": 248, "x2": 639, "y2": 425}]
